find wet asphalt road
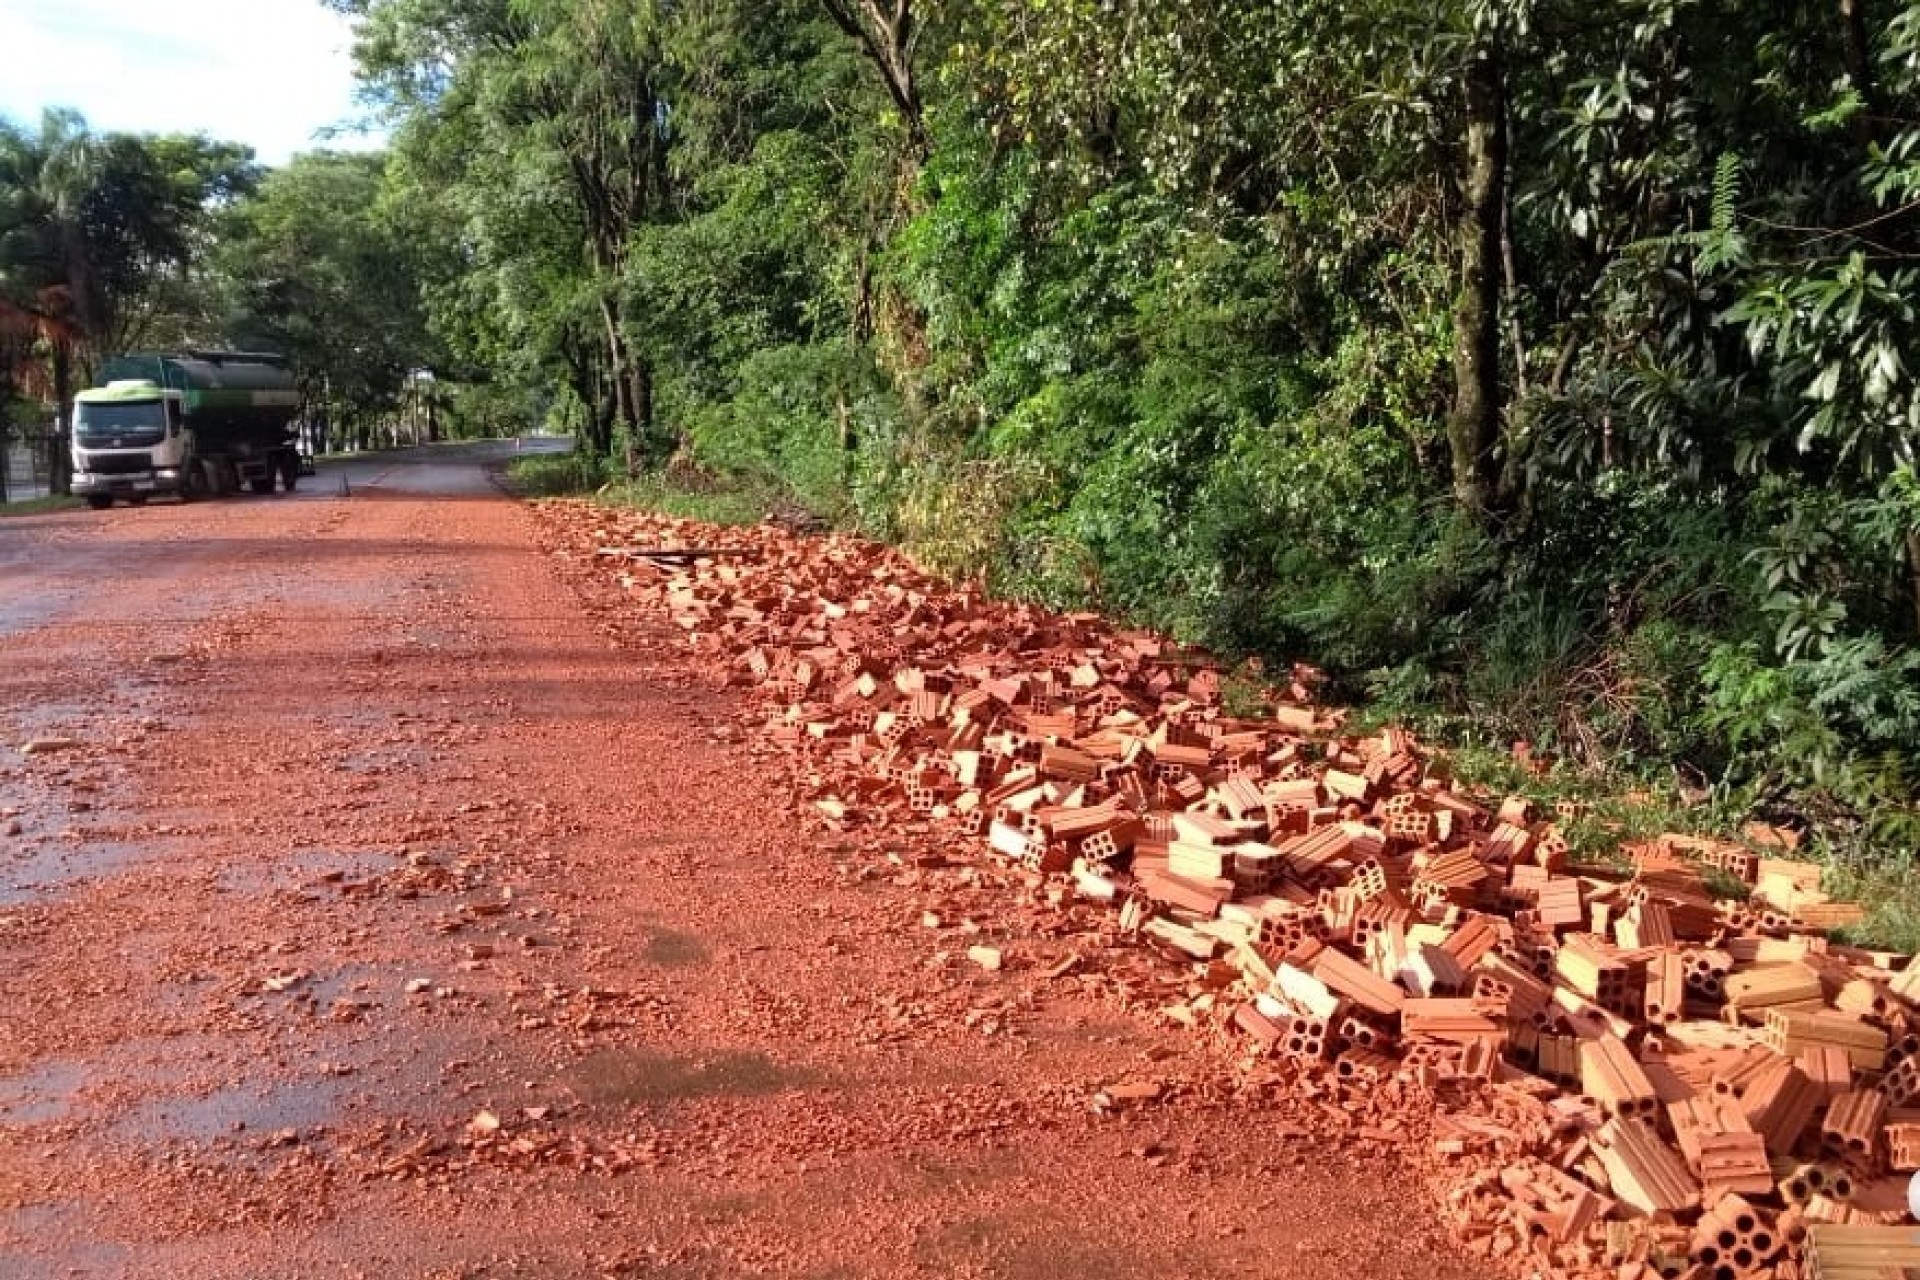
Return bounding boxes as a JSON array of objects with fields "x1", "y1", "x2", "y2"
[{"x1": 0, "y1": 439, "x2": 568, "y2": 641}]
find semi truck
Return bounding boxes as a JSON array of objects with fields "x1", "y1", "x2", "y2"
[{"x1": 70, "y1": 351, "x2": 303, "y2": 509}]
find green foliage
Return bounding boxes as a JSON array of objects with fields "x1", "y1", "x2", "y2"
[
  {"x1": 1724, "y1": 254, "x2": 1920, "y2": 478},
  {"x1": 612, "y1": 464, "x2": 792, "y2": 528},
  {"x1": 893, "y1": 451, "x2": 1052, "y2": 586},
  {"x1": 442, "y1": 382, "x2": 538, "y2": 440},
  {"x1": 507, "y1": 449, "x2": 610, "y2": 496},
  {"x1": 215, "y1": 151, "x2": 437, "y2": 440},
  {"x1": 681, "y1": 340, "x2": 900, "y2": 523},
  {"x1": 0, "y1": 109, "x2": 259, "y2": 405},
  {"x1": 0, "y1": 494, "x2": 83, "y2": 515}
]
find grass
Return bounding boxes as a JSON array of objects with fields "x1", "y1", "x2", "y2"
[
  {"x1": 504, "y1": 450, "x2": 611, "y2": 497},
  {"x1": 606, "y1": 470, "x2": 785, "y2": 526},
  {"x1": 506, "y1": 449, "x2": 805, "y2": 527},
  {"x1": 0, "y1": 494, "x2": 84, "y2": 516},
  {"x1": 1818, "y1": 854, "x2": 1920, "y2": 955}
]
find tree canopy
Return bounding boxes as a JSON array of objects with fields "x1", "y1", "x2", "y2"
[
  {"x1": 4, "y1": 0, "x2": 1917, "y2": 847},
  {"x1": 0, "y1": 110, "x2": 260, "y2": 420}
]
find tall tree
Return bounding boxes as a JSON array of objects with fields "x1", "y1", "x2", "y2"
[
  {"x1": 0, "y1": 110, "x2": 106, "y2": 442},
  {"x1": 215, "y1": 151, "x2": 436, "y2": 449},
  {"x1": 339, "y1": 0, "x2": 677, "y2": 463},
  {"x1": 1446, "y1": 20, "x2": 1508, "y2": 517},
  {"x1": 0, "y1": 110, "x2": 258, "y2": 486},
  {"x1": 957, "y1": 0, "x2": 1531, "y2": 517},
  {"x1": 818, "y1": 0, "x2": 928, "y2": 156}
]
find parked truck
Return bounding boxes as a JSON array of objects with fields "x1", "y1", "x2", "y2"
[{"x1": 70, "y1": 351, "x2": 303, "y2": 509}]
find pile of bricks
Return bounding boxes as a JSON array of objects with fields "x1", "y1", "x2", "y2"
[{"x1": 549, "y1": 505, "x2": 1920, "y2": 1280}]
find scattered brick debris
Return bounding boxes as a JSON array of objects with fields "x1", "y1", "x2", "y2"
[{"x1": 544, "y1": 502, "x2": 1918, "y2": 1280}]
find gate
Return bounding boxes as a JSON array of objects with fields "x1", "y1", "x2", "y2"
[{"x1": 0, "y1": 426, "x2": 60, "y2": 503}]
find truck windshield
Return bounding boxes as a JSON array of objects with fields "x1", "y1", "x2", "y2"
[{"x1": 75, "y1": 402, "x2": 167, "y2": 446}]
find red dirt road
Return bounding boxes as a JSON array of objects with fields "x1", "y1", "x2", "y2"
[{"x1": 0, "y1": 445, "x2": 1485, "y2": 1279}]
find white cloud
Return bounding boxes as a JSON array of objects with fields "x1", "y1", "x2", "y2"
[{"x1": 0, "y1": 0, "x2": 387, "y2": 165}]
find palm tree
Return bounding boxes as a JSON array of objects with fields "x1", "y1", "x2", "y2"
[
  {"x1": 0, "y1": 110, "x2": 249, "y2": 492},
  {"x1": 0, "y1": 111, "x2": 106, "y2": 492}
]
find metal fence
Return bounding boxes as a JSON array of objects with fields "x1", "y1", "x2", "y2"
[{"x1": 0, "y1": 427, "x2": 59, "y2": 503}]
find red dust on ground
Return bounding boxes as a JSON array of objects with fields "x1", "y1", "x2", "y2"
[{"x1": 0, "y1": 446, "x2": 1486, "y2": 1279}]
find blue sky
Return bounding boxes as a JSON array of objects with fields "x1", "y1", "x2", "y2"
[{"x1": 0, "y1": 0, "x2": 386, "y2": 166}]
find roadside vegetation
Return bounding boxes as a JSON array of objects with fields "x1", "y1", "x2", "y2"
[
  {"x1": 0, "y1": 494, "x2": 81, "y2": 517},
  {"x1": 7, "y1": 2, "x2": 1920, "y2": 897},
  {"x1": 504, "y1": 451, "x2": 611, "y2": 500}
]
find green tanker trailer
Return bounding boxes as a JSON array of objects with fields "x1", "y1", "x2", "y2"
[{"x1": 70, "y1": 351, "x2": 303, "y2": 509}]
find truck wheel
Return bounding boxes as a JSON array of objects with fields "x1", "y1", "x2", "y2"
[
  {"x1": 249, "y1": 478, "x2": 274, "y2": 495},
  {"x1": 279, "y1": 456, "x2": 299, "y2": 492},
  {"x1": 85, "y1": 494, "x2": 112, "y2": 510},
  {"x1": 191, "y1": 459, "x2": 224, "y2": 497}
]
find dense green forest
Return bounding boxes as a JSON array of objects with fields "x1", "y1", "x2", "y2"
[{"x1": 4, "y1": 1, "x2": 1918, "y2": 854}]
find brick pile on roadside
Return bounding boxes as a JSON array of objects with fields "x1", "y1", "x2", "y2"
[{"x1": 544, "y1": 501, "x2": 1920, "y2": 1280}]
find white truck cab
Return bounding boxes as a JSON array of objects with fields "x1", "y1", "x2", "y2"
[{"x1": 70, "y1": 380, "x2": 191, "y2": 508}]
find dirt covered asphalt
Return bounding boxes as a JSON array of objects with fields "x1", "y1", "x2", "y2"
[{"x1": 0, "y1": 444, "x2": 1481, "y2": 1279}]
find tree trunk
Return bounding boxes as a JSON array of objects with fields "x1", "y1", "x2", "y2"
[
  {"x1": 852, "y1": 247, "x2": 875, "y2": 343},
  {"x1": 598, "y1": 294, "x2": 634, "y2": 454},
  {"x1": 819, "y1": 0, "x2": 928, "y2": 157},
  {"x1": 561, "y1": 343, "x2": 606, "y2": 456},
  {"x1": 620, "y1": 354, "x2": 651, "y2": 478},
  {"x1": 1907, "y1": 529, "x2": 1920, "y2": 639},
  {"x1": 1446, "y1": 46, "x2": 1507, "y2": 518},
  {"x1": 631, "y1": 355, "x2": 654, "y2": 459},
  {"x1": 51, "y1": 344, "x2": 73, "y2": 496},
  {"x1": 1841, "y1": 0, "x2": 1876, "y2": 114},
  {"x1": 593, "y1": 396, "x2": 615, "y2": 458}
]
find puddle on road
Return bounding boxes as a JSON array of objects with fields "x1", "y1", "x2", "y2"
[
  {"x1": 320, "y1": 707, "x2": 396, "y2": 732},
  {"x1": 1, "y1": 681, "x2": 168, "y2": 907},
  {"x1": 69, "y1": 1017, "x2": 474, "y2": 1151},
  {"x1": 0, "y1": 1201, "x2": 128, "y2": 1275},
  {"x1": 114, "y1": 1074, "x2": 351, "y2": 1145},
  {"x1": 641, "y1": 925, "x2": 711, "y2": 968},
  {"x1": 332, "y1": 746, "x2": 434, "y2": 776},
  {"x1": 0, "y1": 582, "x2": 84, "y2": 641},
  {"x1": 2, "y1": 673, "x2": 170, "y2": 745},
  {"x1": 0, "y1": 1060, "x2": 88, "y2": 1126},
  {"x1": 1, "y1": 703, "x2": 91, "y2": 744},
  {"x1": 0, "y1": 839, "x2": 149, "y2": 907},
  {"x1": 569, "y1": 1047, "x2": 818, "y2": 1108},
  {"x1": 215, "y1": 847, "x2": 394, "y2": 896}
]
